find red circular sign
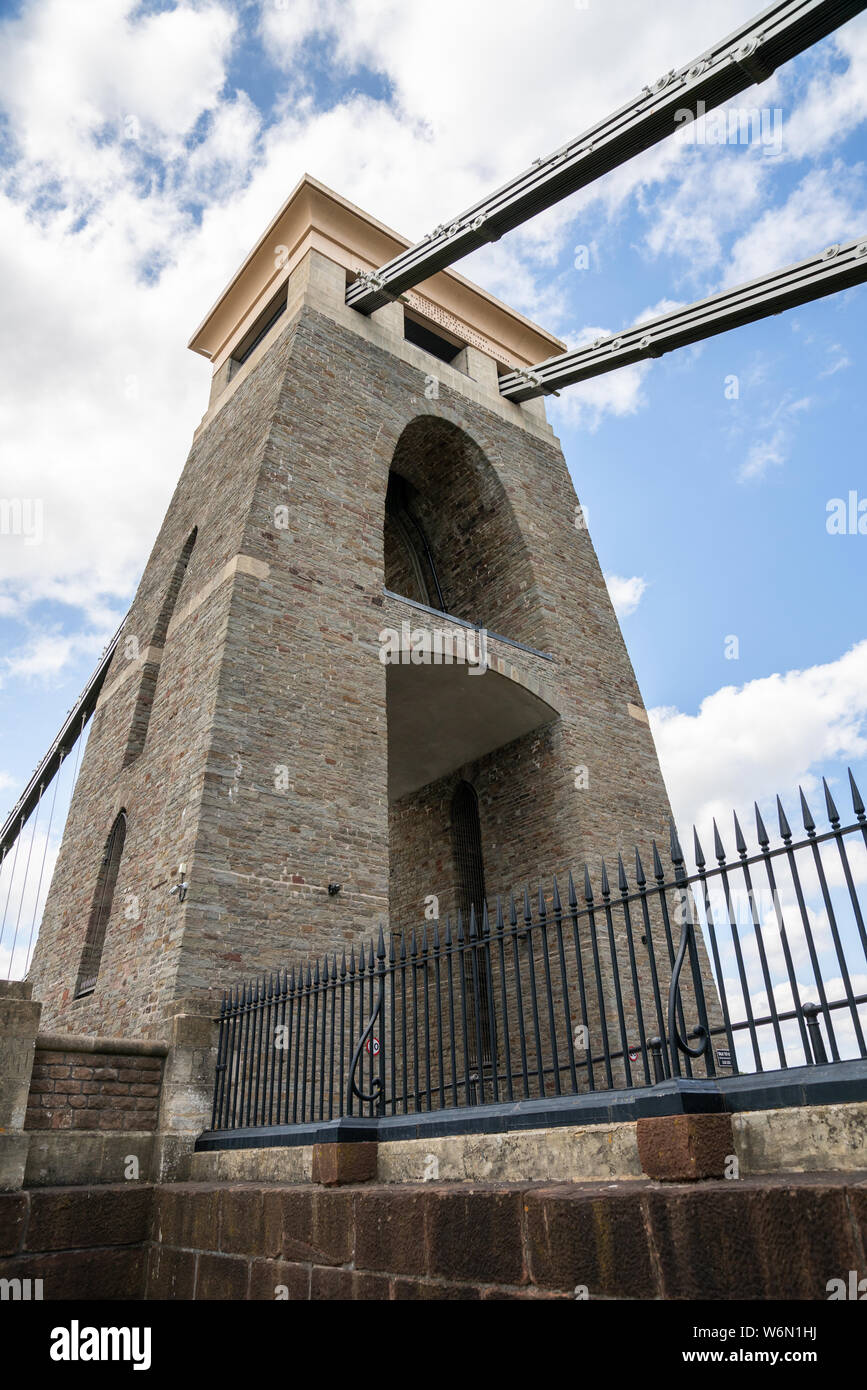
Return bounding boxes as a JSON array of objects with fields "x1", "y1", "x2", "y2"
[{"x1": 365, "y1": 1036, "x2": 381, "y2": 1056}]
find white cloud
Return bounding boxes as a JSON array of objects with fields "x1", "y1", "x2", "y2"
[
  {"x1": 739, "y1": 427, "x2": 789, "y2": 482},
  {"x1": 650, "y1": 641, "x2": 867, "y2": 844},
  {"x1": 723, "y1": 162, "x2": 867, "y2": 286},
  {"x1": 783, "y1": 14, "x2": 867, "y2": 160},
  {"x1": 737, "y1": 392, "x2": 813, "y2": 482},
  {"x1": 1, "y1": 628, "x2": 112, "y2": 687},
  {"x1": 605, "y1": 573, "x2": 648, "y2": 618}
]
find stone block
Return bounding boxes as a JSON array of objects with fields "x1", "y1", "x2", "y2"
[
  {"x1": 145, "y1": 1244, "x2": 197, "y2": 1301},
  {"x1": 354, "y1": 1188, "x2": 428, "y2": 1276},
  {"x1": 249, "y1": 1259, "x2": 310, "y2": 1301},
  {"x1": 637, "y1": 1113, "x2": 735, "y2": 1181},
  {"x1": 425, "y1": 1187, "x2": 525, "y2": 1286},
  {"x1": 524, "y1": 1183, "x2": 656, "y2": 1297},
  {"x1": 196, "y1": 1252, "x2": 249, "y2": 1300},
  {"x1": 0, "y1": 1191, "x2": 28, "y2": 1255},
  {"x1": 312, "y1": 1141, "x2": 377, "y2": 1186}
]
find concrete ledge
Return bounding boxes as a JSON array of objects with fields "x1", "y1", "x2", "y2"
[
  {"x1": 24, "y1": 1132, "x2": 155, "y2": 1188},
  {"x1": 191, "y1": 1092, "x2": 867, "y2": 1187}
]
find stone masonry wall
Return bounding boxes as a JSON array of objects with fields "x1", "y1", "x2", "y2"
[
  {"x1": 25, "y1": 1048, "x2": 163, "y2": 1134},
  {"x1": 2, "y1": 1171, "x2": 864, "y2": 1300},
  {"x1": 28, "y1": 244, "x2": 715, "y2": 1043}
]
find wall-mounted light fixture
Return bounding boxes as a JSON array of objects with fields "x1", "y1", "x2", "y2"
[{"x1": 169, "y1": 862, "x2": 189, "y2": 903}]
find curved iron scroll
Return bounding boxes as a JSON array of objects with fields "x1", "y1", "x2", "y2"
[
  {"x1": 667, "y1": 920, "x2": 708, "y2": 1063},
  {"x1": 346, "y1": 989, "x2": 384, "y2": 1113}
]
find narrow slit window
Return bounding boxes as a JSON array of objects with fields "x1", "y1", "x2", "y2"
[
  {"x1": 75, "y1": 811, "x2": 127, "y2": 997},
  {"x1": 229, "y1": 287, "x2": 288, "y2": 376},
  {"x1": 452, "y1": 781, "x2": 492, "y2": 1064},
  {"x1": 124, "y1": 527, "x2": 197, "y2": 766}
]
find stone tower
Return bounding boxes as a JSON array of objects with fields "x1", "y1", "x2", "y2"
[{"x1": 29, "y1": 176, "x2": 688, "y2": 1041}]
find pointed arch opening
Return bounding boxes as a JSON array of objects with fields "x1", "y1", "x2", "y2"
[
  {"x1": 124, "y1": 527, "x2": 197, "y2": 766},
  {"x1": 75, "y1": 810, "x2": 127, "y2": 996},
  {"x1": 381, "y1": 416, "x2": 544, "y2": 645}
]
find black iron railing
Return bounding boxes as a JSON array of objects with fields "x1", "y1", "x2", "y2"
[{"x1": 209, "y1": 771, "x2": 867, "y2": 1132}]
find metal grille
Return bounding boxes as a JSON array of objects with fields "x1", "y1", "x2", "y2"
[{"x1": 206, "y1": 770, "x2": 867, "y2": 1134}]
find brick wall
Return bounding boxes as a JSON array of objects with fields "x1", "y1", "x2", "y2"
[{"x1": 25, "y1": 1048, "x2": 164, "y2": 1133}]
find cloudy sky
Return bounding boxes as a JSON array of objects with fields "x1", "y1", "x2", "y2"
[{"x1": 1, "y1": 0, "x2": 866, "y2": 992}]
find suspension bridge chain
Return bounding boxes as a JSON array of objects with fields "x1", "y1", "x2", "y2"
[
  {"x1": 500, "y1": 234, "x2": 867, "y2": 399},
  {"x1": 346, "y1": 0, "x2": 867, "y2": 315},
  {"x1": 0, "y1": 615, "x2": 126, "y2": 862}
]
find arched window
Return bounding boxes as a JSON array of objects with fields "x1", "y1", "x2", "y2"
[
  {"x1": 452, "y1": 781, "x2": 486, "y2": 920},
  {"x1": 124, "y1": 528, "x2": 197, "y2": 765},
  {"x1": 383, "y1": 472, "x2": 445, "y2": 611},
  {"x1": 75, "y1": 810, "x2": 127, "y2": 996},
  {"x1": 451, "y1": 781, "x2": 491, "y2": 1063}
]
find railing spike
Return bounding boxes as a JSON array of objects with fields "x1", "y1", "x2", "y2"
[
  {"x1": 849, "y1": 767, "x2": 865, "y2": 820},
  {"x1": 669, "y1": 820, "x2": 684, "y2": 866},
  {"x1": 331, "y1": 954, "x2": 338, "y2": 980},
  {"x1": 552, "y1": 875, "x2": 562, "y2": 912},
  {"x1": 537, "y1": 883, "x2": 547, "y2": 919},
  {"x1": 349, "y1": 947, "x2": 356, "y2": 975},
  {"x1": 692, "y1": 826, "x2": 706, "y2": 870},
  {"x1": 651, "y1": 840, "x2": 665, "y2": 881},
  {"x1": 496, "y1": 895, "x2": 506, "y2": 930},
  {"x1": 421, "y1": 921, "x2": 428, "y2": 952},
  {"x1": 469, "y1": 904, "x2": 478, "y2": 938},
  {"x1": 313, "y1": 960, "x2": 320, "y2": 985},
  {"x1": 456, "y1": 912, "x2": 464, "y2": 944},
  {"x1": 600, "y1": 859, "x2": 610, "y2": 898},
  {"x1": 339, "y1": 953, "x2": 346, "y2": 980},
  {"x1": 305, "y1": 965, "x2": 312, "y2": 988},
  {"x1": 509, "y1": 893, "x2": 519, "y2": 927},
  {"x1": 367, "y1": 940, "x2": 375, "y2": 970},
  {"x1": 712, "y1": 819, "x2": 726, "y2": 863},
  {"x1": 799, "y1": 785, "x2": 816, "y2": 835},
  {"x1": 583, "y1": 865, "x2": 594, "y2": 904},
  {"x1": 754, "y1": 803, "x2": 769, "y2": 848},
  {"x1": 733, "y1": 810, "x2": 747, "y2": 858},
  {"x1": 444, "y1": 916, "x2": 452, "y2": 947},
  {"x1": 822, "y1": 777, "x2": 840, "y2": 828},
  {"x1": 617, "y1": 853, "x2": 628, "y2": 895},
  {"x1": 777, "y1": 794, "x2": 792, "y2": 842},
  {"x1": 567, "y1": 870, "x2": 578, "y2": 908},
  {"x1": 388, "y1": 932, "x2": 395, "y2": 964},
  {"x1": 377, "y1": 924, "x2": 386, "y2": 958},
  {"x1": 482, "y1": 900, "x2": 491, "y2": 934},
  {"x1": 634, "y1": 847, "x2": 646, "y2": 888},
  {"x1": 433, "y1": 920, "x2": 440, "y2": 950}
]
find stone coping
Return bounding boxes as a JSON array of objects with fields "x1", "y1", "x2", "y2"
[{"x1": 35, "y1": 1034, "x2": 168, "y2": 1058}]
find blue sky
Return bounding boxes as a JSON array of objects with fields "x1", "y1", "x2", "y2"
[{"x1": 0, "y1": 0, "x2": 866, "y2": 993}]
